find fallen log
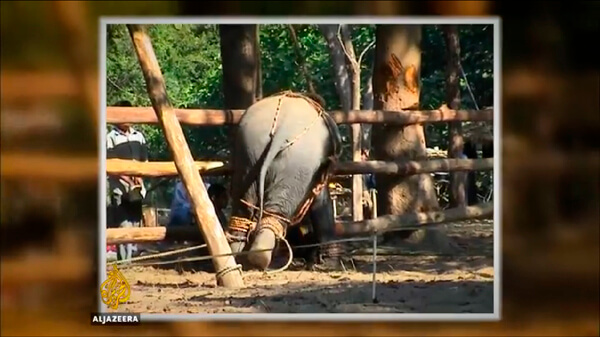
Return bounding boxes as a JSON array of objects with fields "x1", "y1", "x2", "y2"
[
  {"x1": 106, "y1": 105, "x2": 493, "y2": 126},
  {"x1": 106, "y1": 203, "x2": 493, "y2": 244},
  {"x1": 337, "y1": 202, "x2": 494, "y2": 237}
]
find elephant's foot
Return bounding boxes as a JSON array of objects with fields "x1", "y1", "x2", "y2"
[
  {"x1": 229, "y1": 240, "x2": 246, "y2": 254},
  {"x1": 247, "y1": 229, "x2": 277, "y2": 270}
]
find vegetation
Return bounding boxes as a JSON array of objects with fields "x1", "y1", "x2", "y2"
[{"x1": 106, "y1": 24, "x2": 493, "y2": 207}]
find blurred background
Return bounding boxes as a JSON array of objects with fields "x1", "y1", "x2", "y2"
[{"x1": 1, "y1": 1, "x2": 598, "y2": 336}]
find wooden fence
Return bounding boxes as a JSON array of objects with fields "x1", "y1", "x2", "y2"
[{"x1": 103, "y1": 104, "x2": 495, "y2": 242}]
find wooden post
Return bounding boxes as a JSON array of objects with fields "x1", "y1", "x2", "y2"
[
  {"x1": 444, "y1": 25, "x2": 467, "y2": 208},
  {"x1": 126, "y1": 24, "x2": 244, "y2": 288},
  {"x1": 142, "y1": 206, "x2": 157, "y2": 227}
]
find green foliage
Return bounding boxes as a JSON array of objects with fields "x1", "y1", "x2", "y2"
[{"x1": 106, "y1": 23, "x2": 493, "y2": 206}]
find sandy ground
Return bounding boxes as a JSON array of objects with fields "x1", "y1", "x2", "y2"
[{"x1": 108, "y1": 220, "x2": 494, "y2": 314}]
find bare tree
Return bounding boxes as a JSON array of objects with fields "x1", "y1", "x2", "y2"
[{"x1": 319, "y1": 24, "x2": 375, "y2": 222}]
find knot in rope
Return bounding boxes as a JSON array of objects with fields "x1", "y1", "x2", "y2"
[
  {"x1": 226, "y1": 216, "x2": 256, "y2": 243},
  {"x1": 257, "y1": 215, "x2": 286, "y2": 239}
]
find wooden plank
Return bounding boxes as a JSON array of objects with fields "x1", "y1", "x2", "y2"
[
  {"x1": 106, "y1": 158, "x2": 224, "y2": 176},
  {"x1": 127, "y1": 24, "x2": 243, "y2": 288},
  {"x1": 106, "y1": 105, "x2": 494, "y2": 126}
]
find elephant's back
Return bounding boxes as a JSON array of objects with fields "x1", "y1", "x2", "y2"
[
  {"x1": 237, "y1": 93, "x2": 334, "y2": 169},
  {"x1": 240, "y1": 93, "x2": 327, "y2": 135}
]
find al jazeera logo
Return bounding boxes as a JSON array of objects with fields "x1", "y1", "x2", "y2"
[{"x1": 91, "y1": 264, "x2": 140, "y2": 325}]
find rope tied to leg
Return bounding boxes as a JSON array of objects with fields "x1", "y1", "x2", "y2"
[
  {"x1": 257, "y1": 216, "x2": 294, "y2": 274},
  {"x1": 226, "y1": 216, "x2": 256, "y2": 243}
]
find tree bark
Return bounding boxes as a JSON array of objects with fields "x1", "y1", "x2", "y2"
[
  {"x1": 340, "y1": 25, "x2": 364, "y2": 222},
  {"x1": 219, "y1": 24, "x2": 259, "y2": 159},
  {"x1": 255, "y1": 25, "x2": 263, "y2": 100},
  {"x1": 318, "y1": 25, "x2": 351, "y2": 111},
  {"x1": 219, "y1": 24, "x2": 258, "y2": 108},
  {"x1": 443, "y1": 25, "x2": 467, "y2": 208},
  {"x1": 362, "y1": 60, "x2": 374, "y2": 150},
  {"x1": 370, "y1": 25, "x2": 451, "y2": 249}
]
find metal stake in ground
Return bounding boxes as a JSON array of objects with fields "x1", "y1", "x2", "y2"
[
  {"x1": 126, "y1": 24, "x2": 244, "y2": 288},
  {"x1": 372, "y1": 230, "x2": 378, "y2": 304}
]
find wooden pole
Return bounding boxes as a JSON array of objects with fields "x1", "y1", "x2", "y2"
[
  {"x1": 106, "y1": 202, "x2": 493, "y2": 244},
  {"x1": 104, "y1": 157, "x2": 495, "y2": 177},
  {"x1": 105, "y1": 105, "x2": 494, "y2": 126},
  {"x1": 334, "y1": 157, "x2": 494, "y2": 176},
  {"x1": 107, "y1": 226, "x2": 202, "y2": 245},
  {"x1": 337, "y1": 202, "x2": 494, "y2": 237},
  {"x1": 126, "y1": 24, "x2": 243, "y2": 288},
  {"x1": 106, "y1": 158, "x2": 225, "y2": 177}
]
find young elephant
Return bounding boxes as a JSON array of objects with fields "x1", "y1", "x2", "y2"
[{"x1": 226, "y1": 92, "x2": 343, "y2": 270}]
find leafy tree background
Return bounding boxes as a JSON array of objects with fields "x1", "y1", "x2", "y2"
[{"x1": 106, "y1": 24, "x2": 493, "y2": 208}]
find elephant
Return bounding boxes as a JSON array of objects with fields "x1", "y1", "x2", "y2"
[{"x1": 225, "y1": 91, "x2": 344, "y2": 270}]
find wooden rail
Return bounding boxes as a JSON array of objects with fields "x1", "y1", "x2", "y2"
[
  {"x1": 1, "y1": 72, "x2": 79, "y2": 103},
  {"x1": 106, "y1": 105, "x2": 494, "y2": 126},
  {"x1": 106, "y1": 202, "x2": 493, "y2": 244},
  {"x1": 106, "y1": 158, "x2": 494, "y2": 177},
  {"x1": 107, "y1": 158, "x2": 225, "y2": 176}
]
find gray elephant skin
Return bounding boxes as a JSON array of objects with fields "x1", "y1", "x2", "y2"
[{"x1": 226, "y1": 92, "x2": 343, "y2": 270}]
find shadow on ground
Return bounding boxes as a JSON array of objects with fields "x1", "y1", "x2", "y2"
[{"x1": 182, "y1": 279, "x2": 494, "y2": 314}]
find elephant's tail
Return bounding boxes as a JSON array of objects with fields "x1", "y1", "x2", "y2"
[{"x1": 256, "y1": 122, "x2": 289, "y2": 232}]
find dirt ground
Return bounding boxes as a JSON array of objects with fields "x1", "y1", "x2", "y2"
[{"x1": 108, "y1": 220, "x2": 494, "y2": 314}]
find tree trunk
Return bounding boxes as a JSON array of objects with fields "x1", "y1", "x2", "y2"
[
  {"x1": 362, "y1": 60, "x2": 374, "y2": 150},
  {"x1": 318, "y1": 25, "x2": 351, "y2": 111},
  {"x1": 219, "y1": 24, "x2": 259, "y2": 149},
  {"x1": 371, "y1": 25, "x2": 454, "y2": 251},
  {"x1": 219, "y1": 24, "x2": 258, "y2": 109},
  {"x1": 255, "y1": 25, "x2": 263, "y2": 100},
  {"x1": 443, "y1": 25, "x2": 467, "y2": 208},
  {"x1": 340, "y1": 25, "x2": 364, "y2": 222}
]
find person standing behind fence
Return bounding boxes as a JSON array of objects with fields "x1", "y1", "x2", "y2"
[
  {"x1": 106, "y1": 100, "x2": 148, "y2": 263},
  {"x1": 168, "y1": 181, "x2": 229, "y2": 229},
  {"x1": 207, "y1": 183, "x2": 230, "y2": 227}
]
